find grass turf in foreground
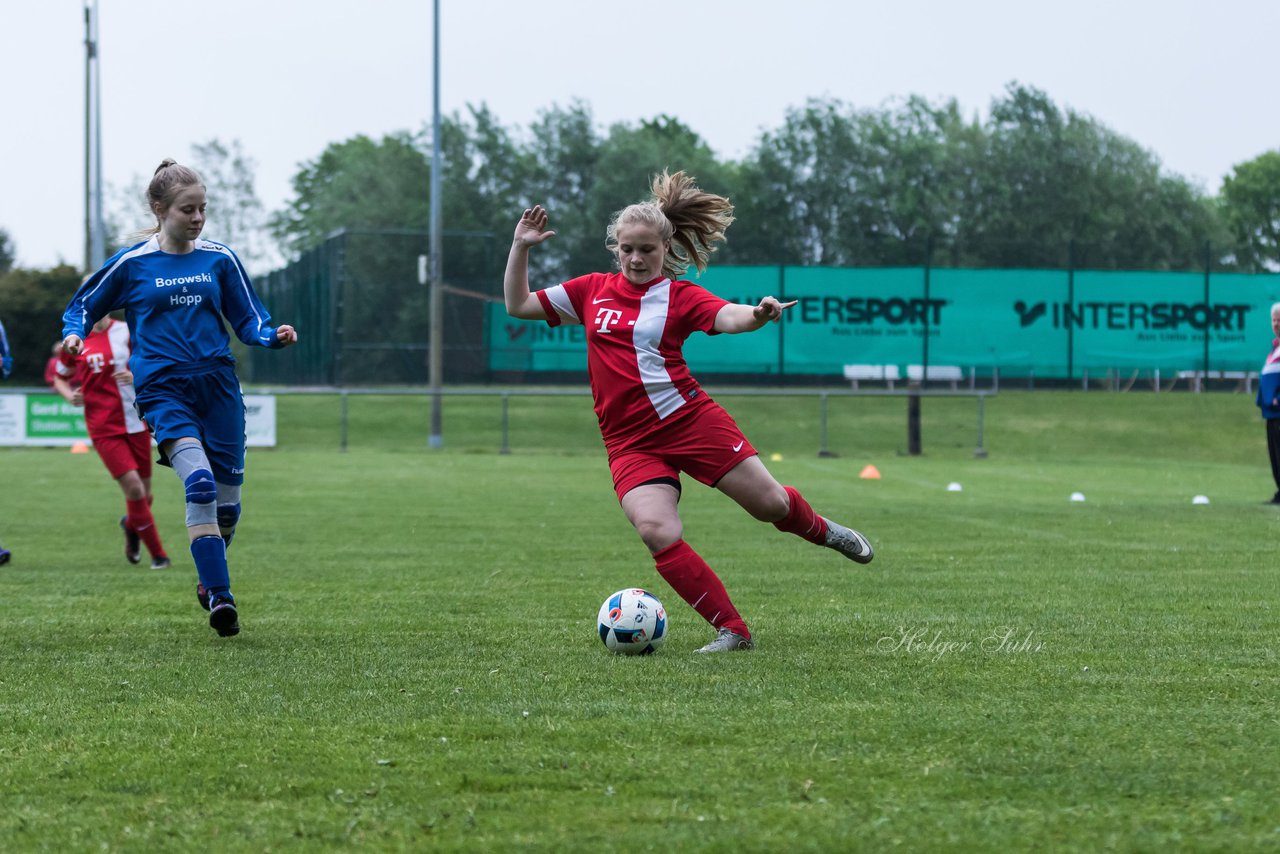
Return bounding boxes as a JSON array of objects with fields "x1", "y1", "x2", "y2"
[{"x1": 0, "y1": 390, "x2": 1278, "y2": 851}]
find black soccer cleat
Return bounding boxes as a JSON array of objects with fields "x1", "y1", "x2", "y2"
[
  {"x1": 209, "y1": 595, "x2": 240, "y2": 637},
  {"x1": 121, "y1": 516, "x2": 141, "y2": 564}
]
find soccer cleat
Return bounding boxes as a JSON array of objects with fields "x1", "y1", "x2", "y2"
[
  {"x1": 196, "y1": 583, "x2": 211, "y2": 611},
  {"x1": 121, "y1": 516, "x2": 141, "y2": 564},
  {"x1": 0, "y1": 547, "x2": 10, "y2": 566},
  {"x1": 150, "y1": 556, "x2": 171, "y2": 570},
  {"x1": 822, "y1": 517, "x2": 874, "y2": 564},
  {"x1": 694, "y1": 628, "x2": 754, "y2": 653},
  {"x1": 209, "y1": 594, "x2": 240, "y2": 637}
]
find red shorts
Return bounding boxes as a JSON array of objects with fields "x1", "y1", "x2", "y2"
[
  {"x1": 94, "y1": 431, "x2": 154, "y2": 480},
  {"x1": 606, "y1": 402, "x2": 757, "y2": 502}
]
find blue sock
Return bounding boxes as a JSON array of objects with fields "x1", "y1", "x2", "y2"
[{"x1": 190, "y1": 535, "x2": 231, "y2": 598}]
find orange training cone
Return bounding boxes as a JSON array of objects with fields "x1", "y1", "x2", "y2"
[
  {"x1": 859, "y1": 464, "x2": 881, "y2": 479},
  {"x1": 70, "y1": 441, "x2": 90, "y2": 454}
]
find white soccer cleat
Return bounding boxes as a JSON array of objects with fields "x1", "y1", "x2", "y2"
[
  {"x1": 694, "y1": 628, "x2": 754, "y2": 653},
  {"x1": 822, "y1": 518, "x2": 874, "y2": 564}
]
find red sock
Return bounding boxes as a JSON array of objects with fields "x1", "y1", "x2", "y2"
[
  {"x1": 653, "y1": 540, "x2": 749, "y2": 638},
  {"x1": 125, "y1": 497, "x2": 167, "y2": 559},
  {"x1": 772, "y1": 485, "x2": 828, "y2": 544}
]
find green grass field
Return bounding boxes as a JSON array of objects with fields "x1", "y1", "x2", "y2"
[{"x1": 2, "y1": 390, "x2": 1278, "y2": 851}]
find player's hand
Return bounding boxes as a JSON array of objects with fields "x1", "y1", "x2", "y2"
[
  {"x1": 70, "y1": 389, "x2": 84, "y2": 407},
  {"x1": 513, "y1": 205, "x2": 556, "y2": 248},
  {"x1": 63, "y1": 335, "x2": 84, "y2": 356},
  {"x1": 275, "y1": 325, "x2": 298, "y2": 347},
  {"x1": 752, "y1": 296, "x2": 797, "y2": 324},
  {"x1": 112, "y1": 369, "x2": 133, "y2": 385}
]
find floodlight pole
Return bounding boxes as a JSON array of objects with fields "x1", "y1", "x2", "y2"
[
  {"x1": 427, "y1": 0, "x2": 444, "y2": 448},
  {"x1": 83, "y1": 1, "x2": 90, "y2": 270},
  {"x1": 83, "y1": 0, "x2": 105, "y2": 272}
]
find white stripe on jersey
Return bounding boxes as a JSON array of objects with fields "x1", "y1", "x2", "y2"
[
  {"x1": 197, "y1": 239, "x2": 272, "y2": 343},
  {"x1": 72, "y1": 237, "x2": 160, "y2": 333},
  {"x1": 634, "y1": 279, "x2": 685, "y2": 419},
  {"x1": 106, "y1": 322, "x2": 145, "y2": 433},
  {"x1": 1264, "y1": 343, "x2": 1280, "y2": 374},
  {"x1": 542, "y1": 284, "x2": 580, "y2": 324}
]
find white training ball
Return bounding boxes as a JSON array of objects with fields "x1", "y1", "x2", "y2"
[{"x1": 597, "y1": 588, "x2": 668, "y2": 655}]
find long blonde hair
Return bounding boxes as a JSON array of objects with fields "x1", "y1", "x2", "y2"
[{"x1": 606, "y1": 170, "x2": 735, "y2": 278}]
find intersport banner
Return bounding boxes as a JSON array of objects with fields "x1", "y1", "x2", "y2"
[{"x1": 488, "y1": 267, "x2": 1280, "y2": 377}]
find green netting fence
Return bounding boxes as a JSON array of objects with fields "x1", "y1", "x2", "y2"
[
  {"x1": 248, "y1": 228, "x2": 499, "y2": 385},
  {"x1": 249, "y1": 231, "x2": 1280, "y2": 386}
]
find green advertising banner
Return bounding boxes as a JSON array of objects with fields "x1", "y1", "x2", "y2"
[
  {"x1": 928, "y1": 269, "x2": 1070, "y2": 374},
  {"x1": 26, "y1": 394, "x2": 87, "y2": 440},
  {"x1": 1179, "y1": 272, "x2": 1276, "y2": 372},
  {"x1": 487, "y1": 267, "x2": 1280, "y2": 379},
  {"x1": 766, "y1": 266, "x2": 931, "y2": 374},
  {"x1": 489, "y1": 309, "x2": 587, "y2": 372},
  {"x1": 0, "y1": 394, "x2": 88, "y2": 446},
  {"x1": 0, "y1": 394, "x2": 277, "y2": 447},
  {"x1": 683, "y1": 266, "x2": 784, "y2": 374}
]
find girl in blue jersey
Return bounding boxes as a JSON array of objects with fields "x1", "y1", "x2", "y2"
[
  {"x1": 62, "y1": 159, "x2": 297, "y2": 637},
  {"x1": 0, "y1": 315, "x2": 11, "y2": 380}
]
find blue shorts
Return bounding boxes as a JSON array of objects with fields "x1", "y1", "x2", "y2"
[{"x1": 135, "y1": 365, "x2": 246, "y2": 485}]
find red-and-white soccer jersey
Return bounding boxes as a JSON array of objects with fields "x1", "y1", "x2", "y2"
[
  {"x1": 535, "y1": 272, "x2": 728, "y2": 447},
  {"x1": 57, "y1": 319, "x2": 147, "y2": 439}
]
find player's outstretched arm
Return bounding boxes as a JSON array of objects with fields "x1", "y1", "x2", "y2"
[
  {"x1": 714, "y1": 296, "x2": 797, "y2": 334},
  {"x1": 504, "y1": 206, "x2": 556, "y2": 320}
]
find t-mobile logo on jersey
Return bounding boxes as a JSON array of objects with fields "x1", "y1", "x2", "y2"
[
  {"x1": 594, "y1": 306, "x2": 627, "y2": 333},
  {"x1": 85, "y1": 352, "x2": 107, "y2": 373}
]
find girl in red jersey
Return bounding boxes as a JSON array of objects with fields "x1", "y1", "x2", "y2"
[
  {"x1": 53, "y1": 315, "x2": 171, "y2": 569},
  {"x1": 45, "y1": 341, "x2": 65, "y2": 390},
  {"x1": 504, "y1": 170, "x2": 874, "y2": 653}
]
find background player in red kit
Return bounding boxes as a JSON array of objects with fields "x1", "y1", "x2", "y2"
[
  {"x1": 504, "y1": 170, "x2": 875, "y2": 653},
  {"x1": 53, "y1": 315, "x2": 171, "y2": 569}
]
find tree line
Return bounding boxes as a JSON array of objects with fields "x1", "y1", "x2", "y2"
[
  {"x1": 264, "y1": 82, "x2": 1278, "y2": 279},
  {"x1": 1, "y1": 82, "x2": 1277, "y2": 384}
]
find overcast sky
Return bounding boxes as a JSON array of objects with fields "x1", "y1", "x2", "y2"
[{"x1": 1, "y1": 0, "x2": 1276, "y2": 272}]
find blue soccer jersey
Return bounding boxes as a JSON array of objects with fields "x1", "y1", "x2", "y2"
[
  {"x1": 0, "y1": 316, "x2": 12, "y2": 378},
  {"x1": 1258, "y1": 339, "x2": 1280, "y2": 419},
  {"x1": 61, "y1": 236, "x2": 282, "y2": 390}
]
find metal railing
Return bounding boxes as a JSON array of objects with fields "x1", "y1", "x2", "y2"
[{"x1": 248, "y1": 386, "x2": 995, "y2": 457}]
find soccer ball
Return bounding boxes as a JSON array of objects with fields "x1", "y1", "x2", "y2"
[{"x1": 597, "y1": 588, "x2": 667, "y2": 655}]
